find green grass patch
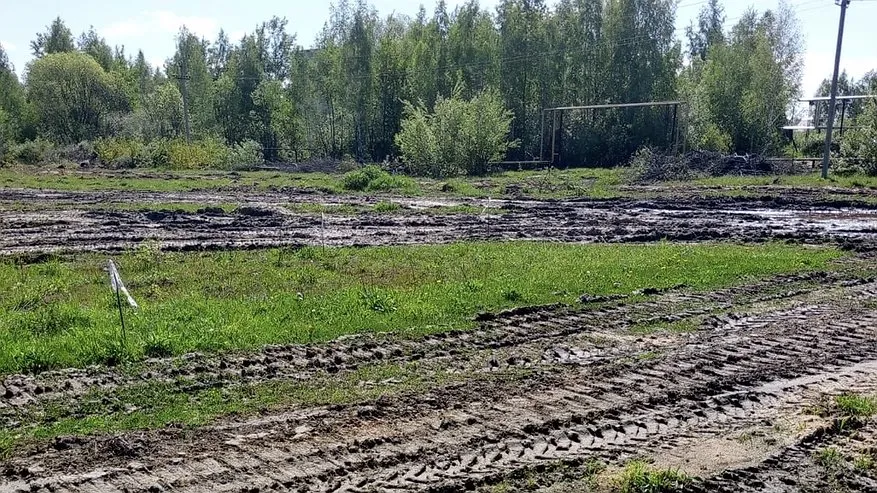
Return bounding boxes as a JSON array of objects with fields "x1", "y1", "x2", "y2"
[
  {"x1": 102, "y1": 202, "x2": 240, "y2": 213},
  {"x1": 629, "y1": 318, "x2": 701, "y2": 335},
  {"x1": 689, "y1": 172, "x2": 877, "y2": 190},
  {"x1": 438, "y1": 167, "x2": 627, "y2": 199},
  {"x1": 816, "y1": 447, "x2": 844, "y2": 469},
  {"x1": 284, "y1": 203, "x2": 365, "y2": 215},
  {"x1": 4, "y1": 165, "x2": 876, "y2": 203},
  {"x1": 615, "y1": 461, "x2": 691, "y2": 492},
  {"x1": 341, "y1": 165, "x2": 421, "y2": 194},
  {"x1": 0, "y1": 242, "x2": 840, "y2": 375},
  {"x1": 0, "y1": 166, "x2": 346, "y2": 193},
  {"x1": 373, "y1": 200, "x2": 402, "y2": 213},
  {"x1": 835, "y1": 394, "x2": 877, "y2": 419}
]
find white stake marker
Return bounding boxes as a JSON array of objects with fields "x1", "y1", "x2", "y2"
[{"x1": 108, "y1": 260, "x2": 138, "y2": 309}]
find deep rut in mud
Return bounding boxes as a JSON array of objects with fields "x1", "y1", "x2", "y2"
[
  {"x1": 4, "y1": 271, "x2": 877, "y2": 492},
  {"x1": 2, "y1": 187, "x2": 876, "y2": 255}
]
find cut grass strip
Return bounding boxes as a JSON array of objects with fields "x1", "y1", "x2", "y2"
[{"x1": 0, "y1": 242, "x2": 841, "y2": 375}]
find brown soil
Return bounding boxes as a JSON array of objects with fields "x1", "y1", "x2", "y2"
[{"x1": 1, "y1": 187, "x2": 876, "y2": 257}]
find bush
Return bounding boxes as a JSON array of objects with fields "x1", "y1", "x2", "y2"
[
  {"x1": 7, "y1": 138, "x2": 57, "y2": 165},
  {"x1": 395, "y1": 86, "x2": 518, "y2": 177},
  {"x1": 223, "y1": 139, "x2": 264, "y2": 168},
  {"x1": 143, "y1": 138, "x2": 172, "y2": 167},
  {"x1": 166, "y1": 137, "x2": 229, "y2": 169},
  {"x1": 94, "y1": 137, "x2": 145, "y2": 167},
  {"x1": 842, "y1": 100, "x2": 877, "y2": 175},
  {"x1": 342, "y1": 165, "x2": 420, "y2": 194},
  {"x1": 373, "y1": 201, "x2": 401, "y2": 213},
  {"x1": 342, "y1": 165, "x2": 388, "y2": 191}
]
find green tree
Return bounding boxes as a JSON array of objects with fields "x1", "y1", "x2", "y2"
[
  {"x1": 133, "y1": 50, "x2": 155, "y2": 100},
  {"x1": 140, "y1": 83, "x2": 184, "y2": 139},
  {"x1": 78, "y1": 27, "x2": 114, "y2": 71},
  {"x1": 30, "y1": 17, "x2": 76, "y2": 57},
  {"x1": 0, "y1": 43, "x2": 28, "y2": 156},
  {"x1": 687, "y1": 4, "x2": 801, "y2": 154},
  {"x1": 26, "y1": 52, "x2": 118, "y2": 142},
  {"x1": 842, "y1": 100, "x2": 877, "y2": 174},
  {"x1": 168, "y1": 28, "x2": 215, "y2": 137},
  {"x1": 208, "y1": 30, "x2": 232, "y2": 78},
  {"x1": 252, "y1": 79, "x2": 304, "y2": 161},
  {"x1": 686, "y1": 0, "x2": 725, "y2": 61},
  {"x1": 256, "y1": 17, "x2": 295, "y2": 80},
  {"x1": 372, "y1": 15, "x2": 409, "y2": 160},
  {"x1": 214, "y1": 34, "x2": 264, "y2": 146},
  {"x1": 497, "y1": 0, "x2": 549, "y2": 160}
]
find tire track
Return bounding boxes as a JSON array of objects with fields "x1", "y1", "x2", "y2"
[
  {"x1": 2, "y1": 188, "x2": 877, "y2": 256},
  {"x1": 1, "y1": 269, "x2": 863, "y2": 415},
  {"x1": 4, "y1": 281, "x2": 877, "y2": 492}
]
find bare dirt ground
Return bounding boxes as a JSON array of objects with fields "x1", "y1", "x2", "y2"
[
  {"x1": 1, "y1": 186, "x2": 876, "y2": 256},
  {"x1": 3, "y1": 183, "x2": 877, "y2": 492}
]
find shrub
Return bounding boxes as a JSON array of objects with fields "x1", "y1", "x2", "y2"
[
  {"x1": 167, "y1": 137, "x2": 229, "y2": 169},
  {"x1": 842, "y1": 100, "x2": 877, "y2": 175},
  {"x1": 616, "y1": 461, "x2": 690, "y2": 493},
  {"x1": 143, "y1": 138, "x2": 172, "y2": 167},
  {"x1": 342, "y1": 165, "x2": 391, "y2": 191},
  {"x1": 8, "y1": 138, "x2": 57, "y2": 165},
  {"x1": 94, "y1": 137, "x2": 145, "y2": 167},
  {"x1": 395, "y1": 86, "x2": 519, "y2": 177},
  {"x1": 223, "y1": 139, "x2": 264, "y2": 168}
]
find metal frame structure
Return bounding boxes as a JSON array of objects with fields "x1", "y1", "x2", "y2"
[
  {"x1": 539, "y1": 100, "x2": 689, "y2": 165},
  {"x1": 784, "y1": 95, "x2": 877, "y2": 134}
]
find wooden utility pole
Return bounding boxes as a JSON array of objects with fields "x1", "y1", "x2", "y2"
[
  {"x1": 822, "y1": 0, "x2": 851, "y2": 179},
  {"x1": 176, "y1": 36, "x2": 192, "y2": 145}
]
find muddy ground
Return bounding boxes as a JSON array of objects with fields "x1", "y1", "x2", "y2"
[
  {"x1": 3, "y1": 183, "x2": 877, "y2": 492},
  {"x1": 3, "y1": 256, "x2": 877, "y2": 492},
  {"x1": 1, "y1": 186, "x2": 877, "y2": 256}
]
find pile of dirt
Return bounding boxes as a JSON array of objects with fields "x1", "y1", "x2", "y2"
[{"x1": 630, "y1": 148, "x2": 800, "y2": 183}]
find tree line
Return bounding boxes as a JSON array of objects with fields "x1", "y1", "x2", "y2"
[{"x1": 0, "y1": 0, "x2": 874, "y2": 174}]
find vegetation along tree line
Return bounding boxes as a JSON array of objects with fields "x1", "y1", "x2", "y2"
[{"x1": 0, "y1": 0, "x2": 875, "y2": 176}]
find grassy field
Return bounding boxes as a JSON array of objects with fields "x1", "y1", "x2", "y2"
[
  {"x1": 2, "y1": 164, "x2": 876, "y2": 201},
  {"x1": 0, "y1": 164, "x2": 617, "y2": 198},
  {"x1": 687, "y1": 173, "x2": 877, "y2": 189},
  {"x1": 0, "y1": 241, "x2": 840, "y2": 375}
]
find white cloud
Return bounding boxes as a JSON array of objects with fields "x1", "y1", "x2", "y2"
[
  {"x1": 0, "y1": 40, "x2": 16, "y2": 52},
  {"x1": 229, "y1": 30, "x2": 248, "y2": 42},
  {"x1": 102, "y1": 10, "x2": 219, "y2": 41}
]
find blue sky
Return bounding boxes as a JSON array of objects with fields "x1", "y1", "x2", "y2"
[{"x1": 0, "y1": 0, "x2": 875, "y2": 97}]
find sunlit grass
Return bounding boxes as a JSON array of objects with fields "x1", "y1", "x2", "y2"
[{"x1": 0, "y1": 241, "x2": 840, "y2": 375}]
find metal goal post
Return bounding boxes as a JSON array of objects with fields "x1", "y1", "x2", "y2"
[{"x1": 539, "y1": 100, "x2": 689, "y2": 166}]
